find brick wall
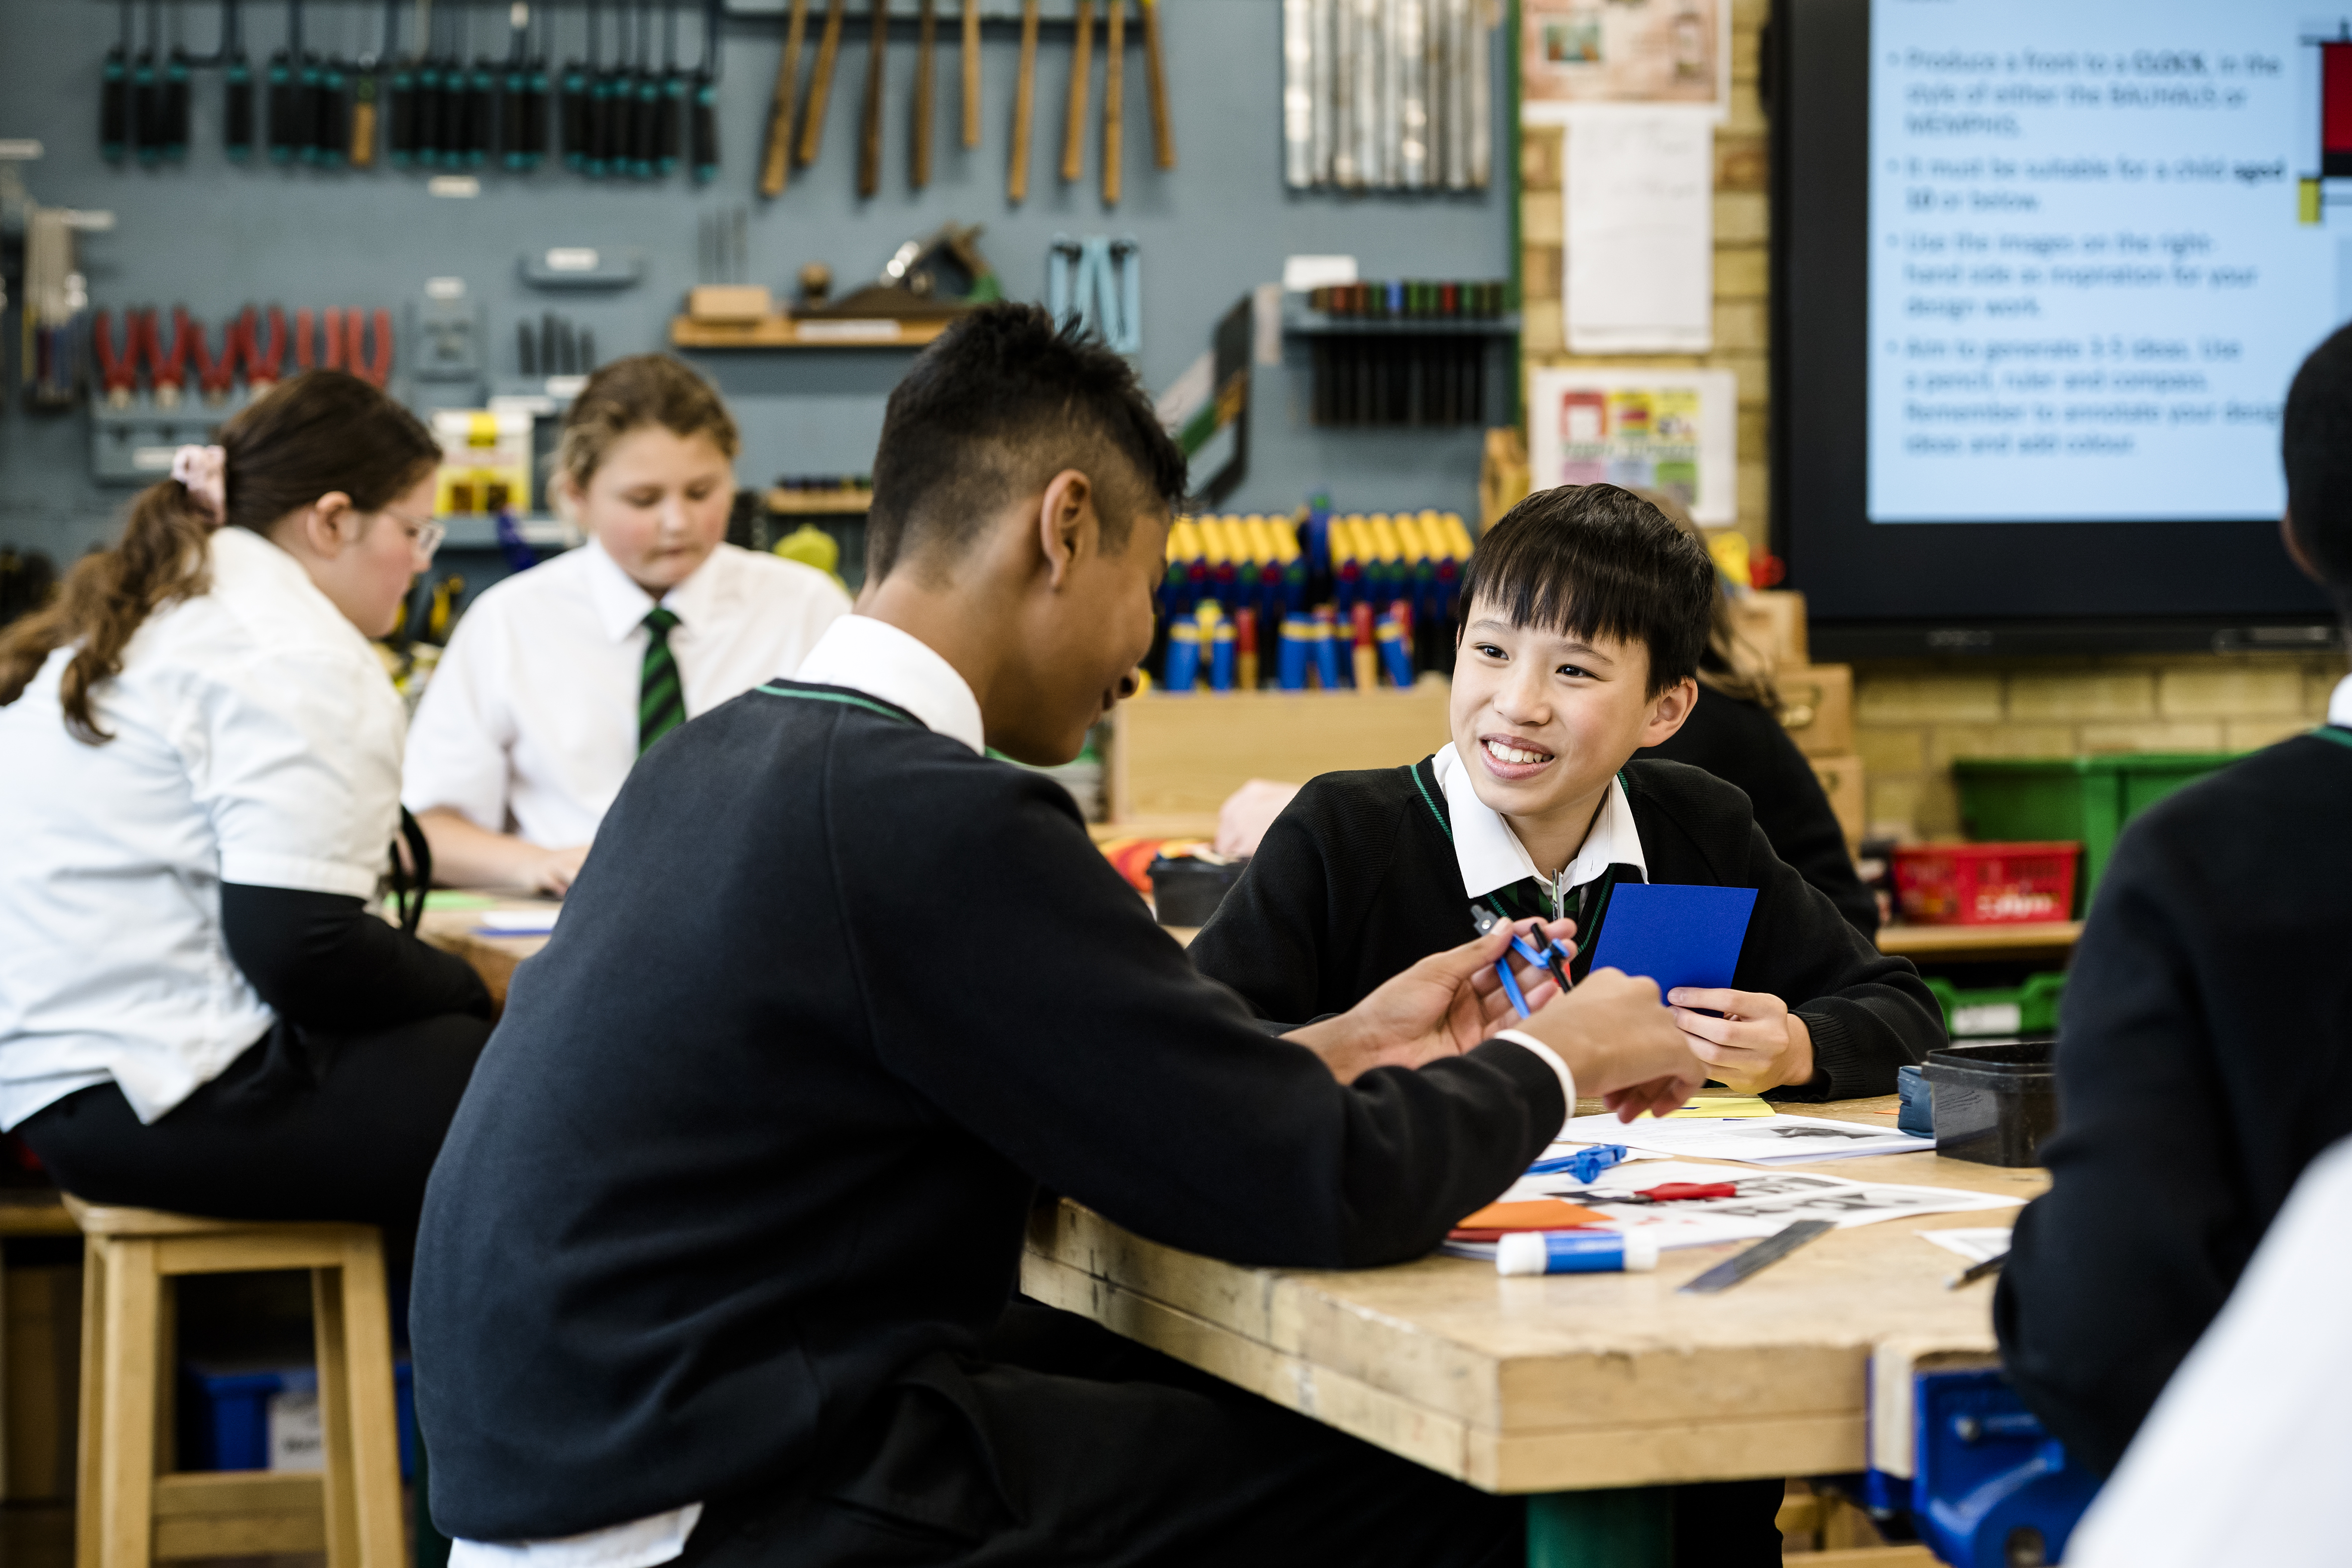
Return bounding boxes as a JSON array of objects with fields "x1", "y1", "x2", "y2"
[
  {"x1": 1854, "y1": 656, "x2": 2345, "y2": 840},
  {"x1": 1518, "y1": 0, "x2": 1774, "y2": 554},
  {"x1": 1514, "y1": 0, "x2": 2348, "y2": 842}
]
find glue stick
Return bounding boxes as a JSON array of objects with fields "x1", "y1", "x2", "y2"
[{"x1": 1496, "y1": 1232, "x2": 1658, "y2": 1276}]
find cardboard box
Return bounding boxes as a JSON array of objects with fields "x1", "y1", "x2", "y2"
[
  {"x1": 1776, "y1": 664, "x2": 1854, "y2": 758},
  {"x1": 1731, "y1": 589, "x2": 1808, "y2": 671},
  {"x1": 1806, "y1": 753, "x2": 1867, "y2": 851}
]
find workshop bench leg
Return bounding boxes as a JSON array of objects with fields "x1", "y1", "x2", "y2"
[{"x1": 1526, "y1": 1488, "x2": 1672, "y2": 1568}]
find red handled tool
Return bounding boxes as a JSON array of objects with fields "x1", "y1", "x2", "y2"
[
  {"x1": 343, "y1": 309, "x2": 393, "y2": 387},
  {"x1": 150, "y1": 306, "x2": 194, "y2": 405},
  {"x1": 94, "y1": 310, "x2": 138, "y2": 406}
]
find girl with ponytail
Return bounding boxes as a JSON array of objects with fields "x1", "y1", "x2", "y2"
[{"x1": 0, "y1": 371, "x2": 493, "y2": 1253}]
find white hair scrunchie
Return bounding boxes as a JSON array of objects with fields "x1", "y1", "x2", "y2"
[{"x1": 170, "y1": 444, "x2": 229, "y2": 529}]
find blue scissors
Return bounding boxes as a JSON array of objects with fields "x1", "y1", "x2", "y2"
[{"x1": 1468, "y1": 903, "x2": 1574, "y2": 1018}]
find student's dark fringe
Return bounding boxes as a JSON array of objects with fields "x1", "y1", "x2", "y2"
[{"x1": 0, "y1": 371, "x2": 438, "y2": 743}]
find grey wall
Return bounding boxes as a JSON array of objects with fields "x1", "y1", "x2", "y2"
[{"x1": 0, "y1": 0, "x2": 1510, "y2": 567}]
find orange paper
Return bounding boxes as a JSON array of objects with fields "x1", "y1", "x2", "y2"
[{"x1": 1452, "y1": 1198, "x2": 1610, "y2": 1235}]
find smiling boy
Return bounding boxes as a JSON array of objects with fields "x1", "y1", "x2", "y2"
[
  {"x1": 1189, "y1": 484, "x2": 1944, "y2": 1563},
  {"x1": 409, "y1": 310, "x2": 1705, "y2": 1568}
]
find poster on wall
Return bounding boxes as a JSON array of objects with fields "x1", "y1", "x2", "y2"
[
  {"x1": 1520, "y1": 0, "x2": 1731, "y2": 122},
  {"x1": 1527, "y1": 367, "x2": 1739, "y2": 525}
]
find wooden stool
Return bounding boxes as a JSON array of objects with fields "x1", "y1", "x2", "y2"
[{"x1": 65, "y1": 1197, "x2": 405, "y2": 1568}]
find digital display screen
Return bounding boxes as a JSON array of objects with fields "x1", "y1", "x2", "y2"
[{"x1": 1867, "y1": 0, "x2": 2347, "y2": 524}]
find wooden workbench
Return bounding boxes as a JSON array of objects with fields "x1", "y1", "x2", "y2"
[{"x1": 417, "y1": 899, "x2": 563, "y2": 1013}]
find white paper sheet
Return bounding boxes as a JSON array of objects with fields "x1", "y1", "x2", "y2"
[
  {"x1": 1917, "y1": 1228, "x2": 2015, "y2": 1265},
  {"x1": 1560, "y1": 1112, "x2": 1935, "y2": 1165},
  {"x1": 473, "y1": 908, "x2": 560, "y2": 936},
  {"x1": 1563, "y1": 112, "x2": 1714, "y2": 353},
  {"x1": 1494, "y1": 1160, "x2": 2021, "y2": 1251}
]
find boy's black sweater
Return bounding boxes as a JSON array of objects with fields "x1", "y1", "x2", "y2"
[
  {"x1": 408, "y1": 682, "x2": 1565, "y2": 1542},
  {"x1": 1996, "y1": 729, "x2": 2352, "y2": 1475},
  {"x1": 1647, "y1": 686, "x2": 1879, "y2": 938},
  {"x1": 1188, "y1": 756, "x2": 1941, "y2": 1102}
]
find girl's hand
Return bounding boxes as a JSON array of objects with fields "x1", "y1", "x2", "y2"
[{"x1": 1666, "y1": 988, "x2": 1817, "y2": 1094}]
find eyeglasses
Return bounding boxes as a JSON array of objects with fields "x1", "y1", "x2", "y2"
[{"x1": 382, "y1": 507, "x2": 447, "y2": 561}]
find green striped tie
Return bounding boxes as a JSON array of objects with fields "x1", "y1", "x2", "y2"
[{"x1": 638, "y1": 606, "x2": 685, "y2": 755}]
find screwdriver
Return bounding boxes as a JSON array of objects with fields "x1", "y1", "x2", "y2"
[
  {"x1": 631, "y1": 1, "x2": 661, "y2": 178},
  {"x1": 314, "y1": 52, "x2": 350, "y2": 167},
  {"x1": 132, "y1": 1, "x2": 161, "y2": 167},
  {"x1": 560, "y1": 0, "x2": 593, "y2": 169},
  {"x1": 689, "y1": 0, "x2": 719, "y2": 183},
  {"x1": 386, "y1": 2, "x2": 420, "y2": 166},
  {"x1": 466, "y1": 6, "x2": 497, "y2": 169},
  {"x1": 266, "y1": 4, "x2": 300, "y2": 165},
  {"x1": 102, "y1": 0, "x2": 132, "y2": 163},
  {"x1": 413, "y1": 3, "x2": 444, "y2": 165},
  {"x1": 500, "y1": 1, "x2": 530, "y2": 169},
  {"x1": 162, "y1": 12, "x2": 193, "y2": 165},
  {"x1": 352, "y1": 0, "x2": 394, "y2": 168},
  {"x1": 294, "y1": 2, "x2": 324, "y2": 164},
  {"x1": 589, "y1": 0, "x2": 624, "y2": 177},
  {"x1": 521, "y1": 5, "x2": 551, "y2": 169},
  {"x1": 657, "y1": 0, "x2": 684, "y2": 178},
  {"x1": 224, "y1": 0, "x2": 255, "y2": 162}
]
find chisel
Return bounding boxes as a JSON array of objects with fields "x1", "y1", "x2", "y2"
[
  {"x1": 500, "y1": 2, "x2": 530, "y2": 168},
  {"x1": 757, "y1": 0, "x2": 808, "y2": 194},
  {"x1": 522, "y1": 7, "x2": 552, "y2": 168},
  {"x1": 266, "y1": 30, "x2": 299, "y2": 165},
  {"x1": 689, "y1": 0, "x2": 719, "y2": 182},
  {"x1": 590, "y1": 2, "x2": 625, "y2": 175},
  {"x1": 1007, "y1": 0, "x2": 1038, "y2": 199},
  {"x1": 796, "y1": 0, "x2": 846, "y2": 166},
  {"x1": 1059, "y1": 0, "x2": 1092, "y2": 183},
  {"x1": 163, "y1": 25, "x2": 193, "y2": 164},
  {"x1": 224, "y1": 0, "x2": 255, "y2": 161},
  {"x1": 466, "y1": 8, "x2": 498, "y2": 169},
  {"x1": 1102, "y1": 0, "x2": 1123, "y2": 203},
  {"x1": 632, "y1": 1, "x2": 662, "y2": 177},
  {"x1": 1140, "y1": 0, "x2": 1172, "y2": 168},
  {"x1": 657, "y1": 0, "x2": 685, "y2": 177},
  {"x1": 294, "y1": 3, "x2": 324, "y2": 165},
  {"x1": 314, "y1": 52, "x2": 349, "y2": 167},
  {"x1": 960, "y1": 0, "x2": 980, "y2": 147},
  {"x1": 413, "y1": 4, "x2": 443, "y2": 165},
  {"x1": 912, "y1": 0, "x2": 935, "y2": 189},
  {"x1": 857, "y1": 0, "x2": 886, "y2": 197},
  {"x1": 351, "y1": 1, "x2": 390, "y2": 168},
  {"x1": 102, "y1": 0, "x2": 132, "y2": 163}
]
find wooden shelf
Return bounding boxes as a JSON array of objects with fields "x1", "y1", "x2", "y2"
[
  {"x1": 670, "y1": 316, "x2": 952, "y2": 349},
  {"x1": 766, "y1": 488, "x2": 874, "y2": 515},
  {"x1": 1876, "y1": 921, "x2": 2082, "y2": 959}
]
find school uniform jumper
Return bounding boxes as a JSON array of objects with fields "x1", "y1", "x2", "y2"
[
  {"x1": 1996, "y1": 700, "x2": 2352, "y2": 1476},
  {"x1": 412, "y1": 616, "x2": 1572, "y2": 1568},
  {"x1": 402, "y1": 538, "x2": 850, "y2": 847},
  {"x1": 0, "y1": 526, "x2": 491, "y2": 1247}
]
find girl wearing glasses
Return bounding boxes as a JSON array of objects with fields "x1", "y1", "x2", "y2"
[{"x1": 0, "y1": 370, "x2": 491, "y2": 1253}]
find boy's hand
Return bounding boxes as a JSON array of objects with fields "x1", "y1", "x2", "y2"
[
  {"x1": 1287, "y1": 918, "x2": 1570, "y2": 1084},
  {"x1": 1667, "y1": 988, "x2": 1817, "y2": 1094},
  {"x1": 1513, "y1": 969, "x2": 1707, "y2": 1121}
]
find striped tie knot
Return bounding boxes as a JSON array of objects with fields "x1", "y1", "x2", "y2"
[{"x1": 638, "y1": 606, "x2": 686, "y2": 755}]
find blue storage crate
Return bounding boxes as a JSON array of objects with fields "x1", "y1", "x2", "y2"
[{"x1": 181, "y1": 1358, "x2": 416, "y2": 1479}]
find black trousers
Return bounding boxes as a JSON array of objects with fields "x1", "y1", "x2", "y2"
[
  {"x1": 676, "y1": 1302, "x2": 1782, "y2": 1568},
  {"x1": 18, "y1": 1011, "x2": 491, "y2": 1262}
]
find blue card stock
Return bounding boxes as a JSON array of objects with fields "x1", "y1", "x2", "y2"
[{"x1": 1587, "y1": 884, "x2": 1759, "y2": 998}]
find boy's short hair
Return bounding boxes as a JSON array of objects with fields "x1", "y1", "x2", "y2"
[
  {"x1": 866, "y1": 304, "x2": 1186, "y2": 583},
  {"x1": 1457, "y1": 483, "x2": 1716, "y2": 694},
  {"x1": 2283, "y1": 323, "x2": 2352, "y2": 618}
]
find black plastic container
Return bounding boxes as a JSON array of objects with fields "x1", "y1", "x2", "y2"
[
  {"x1": 1924, "y1": 1039, "x2": 2059, "y2": 1167},
  {"x1": 1149, "y1": 856, "x2": 1247, "y2": 928}
]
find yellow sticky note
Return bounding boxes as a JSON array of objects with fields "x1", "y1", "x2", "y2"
[{"x1": 1658, "y1": 1096, "x2": 1776, "y2": 1120}]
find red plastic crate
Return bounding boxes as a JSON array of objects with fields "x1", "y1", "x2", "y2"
[{"x1": 1893, "y1": 842, "x2": 2082, "y2": 925}]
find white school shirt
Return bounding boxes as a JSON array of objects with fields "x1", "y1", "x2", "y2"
[
  {"x1": 2332, "y1": 671, "x2": 2352, "y2": 728},
  {"x1": 402, "y1": 539, "x2": 850, "y2": 848},
  {"x1": 450, "y1": 622, "x2": 1574, "y2": 1568},
  {"x1": 0, "y1": 526, "x2": 408, "y2": 1131},
  {"x1": 1429, "y1": 741, "x2": 1650, "y2": 910}
]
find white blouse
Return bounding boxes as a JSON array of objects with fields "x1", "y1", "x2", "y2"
[{"x1": 0, "y1": 526, "x2": 407, "y2": 1129}]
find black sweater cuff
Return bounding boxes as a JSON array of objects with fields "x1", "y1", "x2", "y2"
[{"x1": 221, "y1": 883, "x2": 493, "y2": 1032}]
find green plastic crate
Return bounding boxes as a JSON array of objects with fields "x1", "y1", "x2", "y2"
[
  {"x1": 1922, "y1": 972, "x2": 2067, "y2": 1038},
  {"x1": 1952, "y1": 753, "x2": 2240, "y2": 914}
]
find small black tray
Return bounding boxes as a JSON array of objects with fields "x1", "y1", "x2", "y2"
[{"x1": 1924, "y1": 1038, "x2": 2059, "y2": 1168}]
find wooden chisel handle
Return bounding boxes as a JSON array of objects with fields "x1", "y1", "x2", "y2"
[
  {"x1": 1008, "y1": 0, "x2": 1039, "y2": 199},
  {"x1": 761, "y1": 0, "x2": 812, "y2": 193},
  {"x1": 1141, "y1": 0, "x2": 1174, "y2": 169},
  {"x1": 858, "y1": 0, "x2": 888, "y2": 196},
  {"x1": 913, "y1": 0, "x2": 935, "y2": 187},
  {"x1": 1102, "y1": 0, "x2": 1124, "y2": 203},
  {"x1": 1060, "y1": 0, "x2": 1092, "y2": 183},
  {"x1": 797, "y1": 0, "x2": 847, "y2": 166},
  {"x1": 961, "y1": 0, "x2": 981, "y2": 147}
]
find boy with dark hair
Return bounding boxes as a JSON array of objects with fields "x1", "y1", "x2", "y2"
[
  {"x1": 1189, "y1": 484, "x2": 1943, "y2": 1567},
  {"x1": 1995, "y1": 324, "x2": 2352, "y2": 1475},
  {"x1": 409, "y1": 306, "x2": 1705, "y2": 1568}
]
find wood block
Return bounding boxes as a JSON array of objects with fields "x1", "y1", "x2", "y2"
[
  {"x1": 1805, "y1": 754, "x2": 1867, "y2": 852},
  {"x1": 1778, "y1": 665, "x2": 1854, "y2": 757},
  {"x1": 684, "y1": 285, "x2": 775, "y2": 325},
  {"x1": 1109, "y1": 687, "x2": 1453, "y2": 822},
  {"x1": 1730, "y1": 589, "x2": 1807, "y2": 669}
]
